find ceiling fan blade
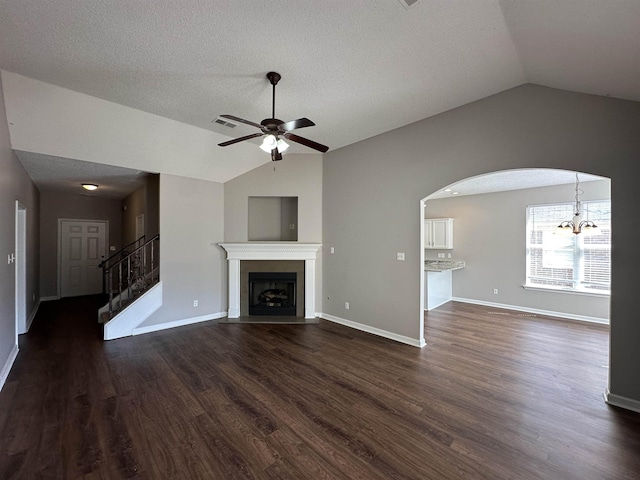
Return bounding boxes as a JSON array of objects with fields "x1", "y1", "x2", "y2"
[
  {"x1": 278, "y1": 117, "x2": 316, "y2": 132},
  {"x1": 218, "y1": 132, "x2": 264, "y2": 147},
  {"x1": 218, "y1": 114, "x2": 264, "y2": 130},
  {"x1": 283, "y1": 133, "x2": 329, "y2": 153},
  {"x1": 271, "y1": 148, "x2": 283, "y2": 161}
]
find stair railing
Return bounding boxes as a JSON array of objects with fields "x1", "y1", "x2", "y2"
[
  {"x1": 99, "y1": 235, "x2": 146, "y2": 271},
  {"x1": 101, "y1": 234, "x2": 160, "y2": 318}
]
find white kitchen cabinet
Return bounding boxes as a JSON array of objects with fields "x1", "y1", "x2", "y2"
[{"x1": 424, "y1": 218, "x2": 453, "y2": 249}]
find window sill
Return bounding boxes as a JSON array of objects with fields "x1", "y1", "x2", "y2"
[{"x1": 522, "y1": 284, "x2": 610, "y2": 298}]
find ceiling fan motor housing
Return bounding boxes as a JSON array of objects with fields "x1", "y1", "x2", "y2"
[{"x1": 260, "y1": 118, "x2": 284, "y2": 132}]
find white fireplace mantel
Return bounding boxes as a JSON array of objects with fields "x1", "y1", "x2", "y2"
[{"x1": 219, "y1": 243, "x2": 321, "y2": 319}]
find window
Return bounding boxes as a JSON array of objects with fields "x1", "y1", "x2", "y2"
[{"x1": 526, "y1": 201, "x2": 611, "y2": 294}]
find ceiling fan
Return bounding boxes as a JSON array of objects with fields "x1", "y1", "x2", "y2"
[{"x1": 217, "y1": 71, "x2": 329, "y2": 161}]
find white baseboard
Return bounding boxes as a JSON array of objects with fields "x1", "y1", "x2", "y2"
[
  {"x1": 320, "y1": 313, "x2": 425, "y2": 348},
  {"x1": 23, "y1": 299, "x2": 41, "y2": 333},
  {"x1": 40, "y1": 295, "x2": 60, "y2": 302},
  {"x1": 452, "y1": 297, "x2": 609, "y2": 325},
  {"x1": 427, "y1": 298, "x2": 450, "y2": 311},
  {"x1": 604, "y1": 388, "x2": 640, "y2": 414},
  {"x1": 0, "y1": 344, "x2": 19, "y2": 392},
  {"x1": 133, "y1": 312, "x2": 227, "y2": 336}
]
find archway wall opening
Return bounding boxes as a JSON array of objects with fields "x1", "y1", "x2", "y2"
[
  {"x1": 323, "y1": 84, "x2": 640, "y2": 405},
  {"x1": 422, "y1": 169, "x2": 610, "y2": 323}
]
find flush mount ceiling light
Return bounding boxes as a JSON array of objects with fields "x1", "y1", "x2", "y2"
[
  {"x1": 217, "y1": 71, "x2": 328, "y2": 161},
  {"x1": 82, "y1": 183, "x2": 98, "y2": 191},
  {"x1": 556, "y1": 173, "x2": 598, "y2": 235}
]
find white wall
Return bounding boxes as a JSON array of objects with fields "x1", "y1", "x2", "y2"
[
  {"x1": 424, "y1": 178, "x2": 610, "y2": 320},
  {"x1": 137, "y1": 174, "x2": 226, "y2": 328},
  {"x1": 224, "y1": 154, "x2": 323, "y2": 310},
  {"x1": 0, "y1": 75, "x2": 40, "y2": 389},
  {"x1": 323, "y1": 84, "x2": 640, "y2": 405}
]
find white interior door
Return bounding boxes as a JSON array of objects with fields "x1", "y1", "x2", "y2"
[
  {"x1": 59, "y1": 220, "x2": 107, "y2": 297},
  {"x1": 135, "y1": 214, "x2": 145, "y2": 240}
]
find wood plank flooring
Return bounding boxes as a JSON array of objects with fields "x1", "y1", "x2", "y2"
[{"x1": 1, "y1": 296, "x2": 639, "y2": 479}]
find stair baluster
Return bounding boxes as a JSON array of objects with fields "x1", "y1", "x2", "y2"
[{"x1": 99, "y1": 234, "x2": 160, "y2": 321}]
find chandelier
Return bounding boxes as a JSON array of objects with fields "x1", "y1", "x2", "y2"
[{"x1": 556, "y1": 174, "x2": 598, "y2": 235}]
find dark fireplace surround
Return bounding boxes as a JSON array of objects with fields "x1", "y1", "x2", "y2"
[
  {"x1": 240, "y1": 260, "x2": 305, "y2": 317},
  {"x1": 248, "y1": 272, "x2": 296, "y2": 316}
]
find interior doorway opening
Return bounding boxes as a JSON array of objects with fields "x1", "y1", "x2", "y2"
[{"x1": 418, "y1": 168, "x2": 611, "y2": 345}]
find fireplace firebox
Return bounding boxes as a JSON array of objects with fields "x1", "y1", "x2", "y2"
[{"x1": 248, "y1": 272, "x2": 297, "y2": 316}]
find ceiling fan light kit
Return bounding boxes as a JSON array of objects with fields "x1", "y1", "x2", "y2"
[
  {"x1": 218, "y1": 71, "x2": 328, "y2": 161},
  {"x1": 259, "y1": 135, "x2": 289, "y2": 153},
  {"x1": 259, "y1": 135, "x2": 277, "y2": 153},
  {"x1": 276, "y1": 138, "x2": 289, "y2": 153}
]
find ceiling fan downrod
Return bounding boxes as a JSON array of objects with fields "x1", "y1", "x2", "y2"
[{"x1": 267, "y1": 71, "x2": 281, "y2": 120}]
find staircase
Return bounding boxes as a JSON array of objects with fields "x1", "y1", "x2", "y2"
[{"x1": 98, "y1": 235, "x2": 162, "y2": 339}]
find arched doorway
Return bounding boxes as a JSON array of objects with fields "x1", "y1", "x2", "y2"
[{"x1": 418, "y1": 168, "x2": 611, "y2": 345}]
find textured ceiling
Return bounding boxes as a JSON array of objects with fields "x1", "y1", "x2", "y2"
[
  {"x1": 1, "y1": 0, "x2": 639, "y2": 193},
  {"x1": 0, "y1": 0, "x2": 526, "y2": 152},
  {"x1": 426, "y1": 169, "x2": 606, "y2": 200},
  {"x1": 15, "y1": 151, "x2": 148, "y2": 199}
]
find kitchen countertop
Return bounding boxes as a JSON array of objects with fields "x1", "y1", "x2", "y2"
[{"x1": 425, "y1": 259, "x2": 465, "y2": 272}]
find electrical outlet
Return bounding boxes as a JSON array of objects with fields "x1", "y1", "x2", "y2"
[
  {"x1": 193, "y1": 300, "x2": 199, "y2": 307},
  {"x1": 493, "y1": 289, "x2": 498, "y2": 295},
  {"x1": 330, "y1": 247, "x2": 335, "y2": 254},
  {"x1": 437, "y1": 253, "x2": 445, "y2": 258},
  {"x1": 447, "y1": 253, "x2": 452, "y2": 258},
  {"x1": 397, "y1": 252, "x2": 405, "y2": 261},
  {"x1": 345, "y1": 302, "x2": 350, "y2": 310}
]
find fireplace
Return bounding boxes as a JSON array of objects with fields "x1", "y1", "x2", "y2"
[
  {"x1": 249, "y1": 272, "x2": 296, "y2": 316},
  {"x1": 219, "y1": 243, "x2": 321, "y2": 319}
]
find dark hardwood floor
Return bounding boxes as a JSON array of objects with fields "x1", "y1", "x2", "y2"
[{"x1": 1, "y1": 297, "x2": 639, "y2": 479}]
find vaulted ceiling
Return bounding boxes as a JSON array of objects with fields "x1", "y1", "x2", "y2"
[{"x1": 1, "y1": 1, "x2": 638, "y2": 195}]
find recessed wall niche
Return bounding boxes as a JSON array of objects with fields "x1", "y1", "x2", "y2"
[{"x1": 248, "y1": 196, "x2": 298, "y2": 241}]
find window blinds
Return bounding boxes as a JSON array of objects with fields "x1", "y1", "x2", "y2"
[{"x1": 526, "y1": 201, "x2": 611, "y2": 293}]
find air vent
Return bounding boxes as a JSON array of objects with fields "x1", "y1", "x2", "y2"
[
  {"x1": 397, "y1": 0, "x2": 419, "y2": 8},
  {"x1": 213, "y1": 117, "x2": 237, "y2": 128}
]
